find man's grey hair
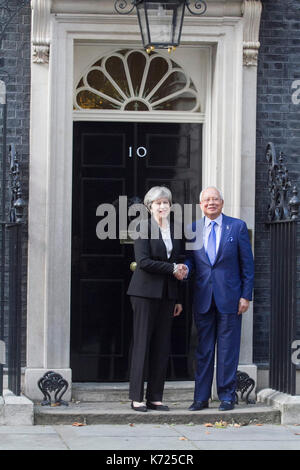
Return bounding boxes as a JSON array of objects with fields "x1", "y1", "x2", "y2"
[
  {"x1": 199, "y1": 186, "x2": 224, "y2": 202},
  {"x1": 144, "y1": 186, "x2": 172, "y2": 211}
]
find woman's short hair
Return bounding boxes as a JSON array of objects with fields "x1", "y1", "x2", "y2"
[{"x1": 144, "y1": 186, "x2": 172, "y2": 211}]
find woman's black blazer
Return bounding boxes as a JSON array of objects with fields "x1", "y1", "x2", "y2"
[{"x1": 127, "y1": 217, "x2": 185, "y2": 301}]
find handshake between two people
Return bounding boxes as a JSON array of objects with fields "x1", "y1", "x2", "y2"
[{"x1": 173, "y1": 264, "x2": 188, "y2": 281}]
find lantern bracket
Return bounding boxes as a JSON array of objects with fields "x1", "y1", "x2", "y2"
[
  {"x1": 185, "y1": 1, "x2": 207, "y2": 15},
  {"x1": 114, "y1": 1, "x2": 207, "y2": 17},
  {"x1": 114, "y1": 0, "x2": 207, "y2": 51},
  {"x1": 114, "y1": 0, "x2": 138, "y2": 15}
]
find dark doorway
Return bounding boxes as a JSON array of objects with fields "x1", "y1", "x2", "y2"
[{"x1": 70, "y1": 121, "x2": 202, "y2": 381}]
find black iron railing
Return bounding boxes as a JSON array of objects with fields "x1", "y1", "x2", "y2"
[
  {"x1": 0, "y1": 79, "x2": 7, "y2": 397},
  {"x1": 269, "y1": 220, "x2": 297, "y2": 394},
  {"x1": 0, "y1": 0, "x2": 29, "y2": 397},
  {"x1": 0, "y1": 144, "x2": 26, "y2": 396},
  {"x1": 265, "y1": 142, "x2": 300, "y2": 395}
]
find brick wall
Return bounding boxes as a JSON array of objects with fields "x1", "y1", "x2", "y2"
[
  {"x1": 1, "y1": 0, "x2": 299, "y2": 371},
  {"x1": 0, "y1": 1, "x2": 31, "y2": 366},
  {"x1": 254, "y1": 0, "x2": 300, "y2": 364}
]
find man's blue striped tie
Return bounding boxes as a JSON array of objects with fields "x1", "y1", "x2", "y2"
[{"x1": 207, "y1": 221, "x2": 216, "y2": 265}]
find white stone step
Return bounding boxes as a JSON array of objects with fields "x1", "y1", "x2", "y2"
[{"x1": 72, "y1": 381, "x2": 195, "y2": 403}]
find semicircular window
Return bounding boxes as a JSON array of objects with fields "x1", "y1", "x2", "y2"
[{"x1": 75, "y1": 49, "x2": 200, "y2": 113}]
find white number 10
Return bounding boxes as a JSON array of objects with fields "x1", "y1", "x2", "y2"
[{"x1": 129, "y1": 146, "x2": 147, "y2": 158}]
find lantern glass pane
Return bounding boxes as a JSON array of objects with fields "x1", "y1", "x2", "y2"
[
  {"x1": 136, "y1": 3, "x2": 149, "y2": 47},
  {"x1": 136, "y1": 1, "x2": 185, "y2": 48}
]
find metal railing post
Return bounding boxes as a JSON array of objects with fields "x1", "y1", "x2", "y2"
[
  {"x1": 7, "y1": 222, "x2": 23, "y2": 395},
  {"x1": 0, "y1": 79, "x2": 7, "y2": 397},
  {"x1": 6, "y1": 145, "x2": 26, "y2": 396},
  {"x1": 266, "y1": 142, "x2": 300, "y2": 396}
]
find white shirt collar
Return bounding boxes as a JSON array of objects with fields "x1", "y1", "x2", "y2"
[{"x1": 204, "y1": 213, "x2": 223, "y2": 227}]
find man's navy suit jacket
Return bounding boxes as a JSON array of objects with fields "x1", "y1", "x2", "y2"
[{"x1": 185, "y1": 214, "x2": 254, "y2": 314}]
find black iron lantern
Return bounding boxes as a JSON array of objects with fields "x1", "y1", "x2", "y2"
[
  {"x1": 114, "y1": 0, "x2": 207, "y2": 52},
  {"x1": 136, "y1": 1, "x2": 186, "y2": 52}
]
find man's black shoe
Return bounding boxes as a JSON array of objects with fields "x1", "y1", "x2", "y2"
[
  {"x1": 219, "y1": 400, "x2": 235, "y2": 411},
  {"x1": 188, "y1": 401, "x2": 209, "y2": 411}
]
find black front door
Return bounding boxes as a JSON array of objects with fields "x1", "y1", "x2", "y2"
[{"x1": 71, "y1": 121, "x2": 202, "y2": 382}]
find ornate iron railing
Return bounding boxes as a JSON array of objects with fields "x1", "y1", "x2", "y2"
[
  {"x1": 265, "y1": 142, "x2": 300, "y2": 395},
  {"x1": 0, "y1": 0, "x2": 29, "y2": 396},
  {"x1": 0, "y1": 144, "x2": 26, "y2": 396},
  {"x1": 0, "y1": 80, "x2": 6, "y2": 397}
]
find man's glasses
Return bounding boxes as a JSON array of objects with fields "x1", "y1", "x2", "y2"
[{"x1": 201, "y1": 197, "x2": 221, "y2": 203}]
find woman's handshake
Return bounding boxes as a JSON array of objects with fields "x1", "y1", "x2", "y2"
[{"x1": 173, "y1": 264, "x2": 188, "y2": 280}]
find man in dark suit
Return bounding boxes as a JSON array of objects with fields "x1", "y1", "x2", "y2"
[{"x1": 178, "y1": 186, "x2": 254, "y2": 411}]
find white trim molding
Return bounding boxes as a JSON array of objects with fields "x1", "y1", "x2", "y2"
[
  {"x1": 239, "y1": 1, "x2": 262, "y2": 370},
  {"x1": 73, "y1": 109, "x2": 206, "y2": 123},
  {"x1": 31, "y1": 0, "x2": 51, "y2": 63},
  {"x1": 242, "y1": 0, "x2": 262, "y2": 66}
]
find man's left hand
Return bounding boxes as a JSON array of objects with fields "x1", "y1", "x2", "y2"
[{"x1": 238, "y1": 298, "x2": 250, "y2": 315}]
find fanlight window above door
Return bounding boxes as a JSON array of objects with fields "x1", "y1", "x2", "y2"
[{"x1": 74, "y1": 49, "x2": 200, "y2": 113}]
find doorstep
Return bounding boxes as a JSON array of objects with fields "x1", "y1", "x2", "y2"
[
  {"x1": 34, "y1": 400, "x2": 280, "y2": 426},
  {"x1": 71, "y1": 381, "x2": 195, "y2": 403},
  {"x1": 33, "y1": 382, "x2": 280, "y2": 426}
]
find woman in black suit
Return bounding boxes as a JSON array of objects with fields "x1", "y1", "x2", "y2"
[{"x1": 127, "y1": 186, "x2": 187, "y2": 412}]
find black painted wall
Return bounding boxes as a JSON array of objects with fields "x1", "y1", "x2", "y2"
[
  {"x1": 254, "y1": 0, "x2": 300, "y2": 364},
  {"x1": 0, "y1": 0, "x2": 31, "y2": 366},
  {"x1": 1, "y1": 0, "x2": 300, "y2": 372}
]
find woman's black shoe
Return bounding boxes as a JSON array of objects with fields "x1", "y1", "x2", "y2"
[
  {"x1": 146, "y1": 401, "x2": 169, "y2": 411},
  {"x1": 131, "y1": 401, "x2": 147, "y2": 412}
]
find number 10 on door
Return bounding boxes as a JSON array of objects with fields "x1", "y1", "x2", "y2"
[{"x1": 129, "y1": 146, "x2": 147, "y2": 158}]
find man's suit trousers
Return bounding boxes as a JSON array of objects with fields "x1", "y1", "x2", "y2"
[
  {"x1": 194, "y1": 299, "x2": 242, "y2": 403},
  {"x1": 129, "y1": 296, "x2": 175, "y2": 402}
]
